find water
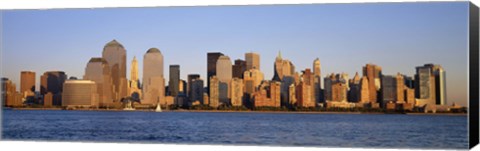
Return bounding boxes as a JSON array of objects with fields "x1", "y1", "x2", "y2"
[{"x1": 1, "y1": 110, "x2": 468, "y2": 149}]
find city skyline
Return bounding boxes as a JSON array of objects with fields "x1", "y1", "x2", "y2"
[{"x1": 1, "y1": 2, "x2": 469, "y2": 106}]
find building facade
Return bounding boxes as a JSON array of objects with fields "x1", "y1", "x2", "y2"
[
  {"x1": 84, "y1": 57, "x2": 114, "y2": 107},
  {"x1": 207, "y1": 52, "x2": 224, "y2": 95},
  {"x1": 216, "y1": 55, "x2": 232, "y2": 104},
  {"x1": 20, "y1": 71, "x2": 35, "y2": 96},
  {"x1": 169, "y1": 65, "x2": 180, "y2": 97},
  {"x1": 143, "y1": 48, "x2": 165, "y2": 106},
  {"x1": 245, "y1": 52, "x2": 260, "y2": 70},
  {"x1": 209, "y1": 76, "x2": 219, "y2": 108},
  {"x1": 129, "y1": 56, "x2": 142, "y2": 100},
  {"x1": 62, "y1": 80, "x2": 99, "y2": 108},
  {"x1": 102, "y1": 39, "x2": 128, "y2": 101},
  {"x1": 230, "y1": 78, "x2": 244, "y2": 106},
  {"x1": 232, "y1": 59, "x2": 247, "y2": 79},
  {"x1": 40, "y1": 71, "x2": 67, "y2": 106},
  {"x1": 363, "y1": 64, "x2": 382, "y2": 103}
]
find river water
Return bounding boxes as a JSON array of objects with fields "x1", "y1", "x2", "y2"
[{"x1": 1, "y1": 110, "x2": 468, "y2": 149}]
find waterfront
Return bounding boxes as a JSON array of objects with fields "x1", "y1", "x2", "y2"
[{"x1": 1, "y1": 109, "x2": 468, "y2": 149}]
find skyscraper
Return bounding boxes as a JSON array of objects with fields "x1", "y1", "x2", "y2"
[
  {"x1": 415, "y1": 64, "x2": 446, "y2": 105},
  {"x1": 40, "y1": 71, "x2": 67, "y2": 106},
  {"x1": 187, "y1": 74, "x2": 201, "y2": 102},
  {"x1": 313, "y1": 58, "x2": 322, "y2": 103},
  {"x1": 243, "y1": 68, "x2": 264, "y2": 94},
  {"x1": 169, "y1": 65, "x2": 180, "y2": 97},
  {"x1": 313, "y1": 58, "x2": 321, "y2": 77},
  {"x1": 143, "y1": 48, "x2": 165, "y2": 106},
  {"x1": 433, "y1": 65, "x2": 447, "y2": 105},
  {"x1": 84, "y1": 57, "x2": 114, "y2": 107},
  {"x1": 232, "y1": 59, "x2": 247, "y2": 79},
  {"x1": 190, "y1": 78, "x2": 204, "y2": 104},
  {"x1": 20, "y1": 71, "x2": 35, "y2": 96},
  {"x1": 395, "y1": 73, "x2": 405, "y2": 103},
  {"x1": 363, "y1": 64, "x2": 382, "y2": 103},
  {"x1": 324, "y1": 73, "x2": 348, "y2": 103},
  {"x1": 129, "y1": 56, "x2": 142, "y2": 100},
  {"x1": 209, "y1": 76, "x2": 219, "y2": 108},
  {"x1": 272, "y1": 51, "x2": 295, "y2": 81},
  {"x1": 230, "y1": 78, "x2": 244, "y2": 107},
  {"x1": 2, "y1": 78, "x2": 20, "y2": 107},
  {"x1": 245, "y1": 52, "x2": 260, "y2": 70},
  {"x1": 348, "y1": 72, "x2": 361, "y2": 102},
  {"x1": 207, "y1": 52, "x2": 224, "y2": 95},
  {"x1": 360, "y1": 76, "x2": 370, "y2": 103},
  {"x1": 216, "y1": 55, "x2": 232, "y2": 104},
  {"x1": 381, "y1": 75, "x2": 396, "y2": 106},
  {"x1": 102, "y1": 39, "x2": 128, "y2": 101}
]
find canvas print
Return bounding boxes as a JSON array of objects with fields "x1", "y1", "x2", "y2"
[{"x1": 0, "y1": 2, "x2": 475, "y2": 150}]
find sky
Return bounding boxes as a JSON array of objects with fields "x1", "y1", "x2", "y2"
[{"x1": 1, "y1": 2, "x2": 470, "y2": 106}]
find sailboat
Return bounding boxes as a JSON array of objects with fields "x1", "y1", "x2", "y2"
[{"x1": 155, "y1": 102, "x2": 162, "y2": 112}]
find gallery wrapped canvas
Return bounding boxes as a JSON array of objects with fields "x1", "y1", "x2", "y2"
[{"x1": 0, "y1": 1, "x2": 479, "y2": 150}]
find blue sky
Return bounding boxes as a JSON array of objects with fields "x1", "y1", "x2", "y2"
[{"x1": 1, "y1": 2, "x2": 469, "y2": 106}]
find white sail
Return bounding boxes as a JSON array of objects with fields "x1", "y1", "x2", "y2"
[{"x1": 155, "y1": 102, "x2": 162, "y2": 112}]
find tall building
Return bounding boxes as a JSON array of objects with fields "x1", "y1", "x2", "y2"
[
  {"x1": 40, "y1": 71, "x2": 67, "y2": 106},
  {"x1": 209, "y1": 76, "x2": 219, "y2": 108},
  {"x1": 432, "y1": 65, "x2": 447, "y2": 105},
  {"x1": 207, "y1": 52, "x2": 224, "y2": 95},
  {"x1": 324, "y1": 74, "x2": 333, "y2": 101},
  {"x1": 415, "y1": 64, "x2": 446, "y2": 105},
  {"x1": 84, "y1": 57, "x2": 114, "y2": 107},
  {"x1": 303, "y1": 69, "x2": 316, "y2": 104},
  {"x1": 245, "y1": 52, "x2": 260, "y2": 70},
  {"x1": 243, "y1": 69, "x2": 264, "y2": 94},
  {"x1": 102, "y1": 39, "x2": 128, "y2": 101},
  {"x1": 129, "y1": 56, "x2": 142, "y2": 100},
  {"x1": 324, "y1": 73, "x2": 348, "y2": 102},
  {"x1": 190, "y1": 78, "x2": 204, "y2": 104},
  {"x1": 313, "y1": 58, "x2": 322, "y2": 103},
  {"x1": 62, "y1": 80, "x2": 98, "y2": 108},
  {"x1": 20, "y1": 71, "x2": 35, "y2": 96},
  {"x1": 381, "y1": 75, "x2": 396, "y2": 106},
  {"x1": 415, "y1": 65, "x2": 435, "y2": 106},
  {"x1": 363, "y1": 64, "x2": 382, "y2": 103},
  {"x1": 288, "y1": 84, "x2": 297, "y2": 105},
  {"x1": 216, "y1": 55, "x2": 232, "y2": 104},
  {"x1": 187, "y1": 74, "x2": 201, "y2": 102},
  {"x1": 230, "y1": 78, "x2": 244, "y2": 106},
  {"x1": 348, "y1": 72, "x2": 361, "y2": 102},
  {"x1": 395, "y1": 73, "x2": 405, "y2": 103},
  {"x1": 143, "y1": 48, "x2": 165, "y2": 106},
  {"x1": 272, "y1": 51, "x2": 295, "y2": 81},
  {"x1": 359, "y1": 76, "x2": 370, "y2": 103},
  {"x1": 2, "y1": 78, "x2": 21, "y2": 107},
  {"x1": 232, "y1": 59, "x2": 247, "y2": 79},
  {"x1": 169, "y1": 65, "x2": 180, "y2": 96}
]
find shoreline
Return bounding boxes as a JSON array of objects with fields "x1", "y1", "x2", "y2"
[{"x1": 4, "y1": 107, "x2": 467, "y2": 116}]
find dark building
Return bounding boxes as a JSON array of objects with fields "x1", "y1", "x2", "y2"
[
  {"x1": 381, "y1": 75, "x2": 396, "y2": 107},
  {"x1": 232, "y1": 59, "x2": 247, "y2": 79},
  {"x1": 40, "y1": 71, "x2": 67, "y2": 106},
  {"x1": 404, "y1": 75, "x2": 415, "y2": 89},
  {"x1": 415, "y1": 64, "x2": 446, "y2": 105},
  {"x1": 187, "y1": 74, "x2": 200, "y2": 99},
  {"x1": 207, "y1": 52, "x2": 224, "y2": 94},
  {"x1": 169, "y1": 65, "x2": 180, "y2": 97}
]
